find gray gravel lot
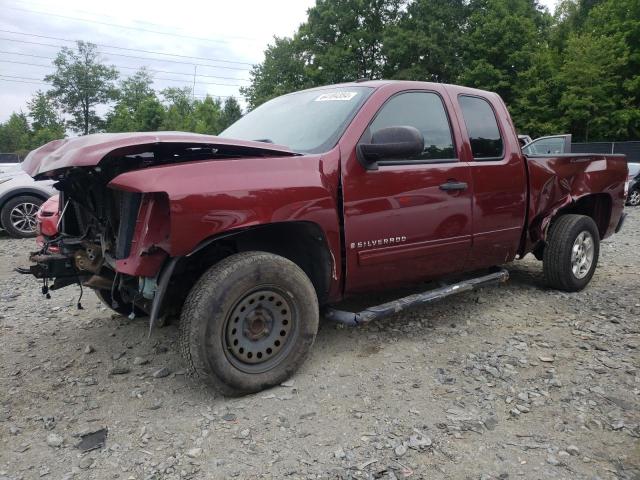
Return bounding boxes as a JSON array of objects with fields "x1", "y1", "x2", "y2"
[{"x1": 1, "y1": 210, "x2": 638, "y2": 480}]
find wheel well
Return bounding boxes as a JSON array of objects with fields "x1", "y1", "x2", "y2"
[
  {"x1": 179, "y1": 222, "x2": 333, "y2": 304},
  {"x1": 0, "y1": 191, "x2": 49, "y2": 210},
  {"x1": 554, "y1": 194, "x2": 611, "y2": 239}
]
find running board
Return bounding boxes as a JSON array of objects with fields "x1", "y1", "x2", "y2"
[{"x1": 324, "y1": 268, "x2": 509, "y2": 326}]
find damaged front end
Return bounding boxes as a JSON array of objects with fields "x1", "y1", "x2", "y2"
[
  {"x1": 19, "y1": 132, "x2": 297, "y2": 326},
  {"x1": 21, "y1": 170, "x2": 171, "y2": 320}
]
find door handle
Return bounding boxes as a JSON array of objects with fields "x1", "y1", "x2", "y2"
[{"x1": 439, "y1": 181, "x2": 468, "y2": 191}]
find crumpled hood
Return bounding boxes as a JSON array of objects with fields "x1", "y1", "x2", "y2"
[{"x1": 22, "y1": 131, "x2": 295, "y2": 179}]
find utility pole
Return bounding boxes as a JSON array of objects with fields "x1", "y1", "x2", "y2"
[{"x1": 192, "y1": 65, "x2": 197, "y2": 100}]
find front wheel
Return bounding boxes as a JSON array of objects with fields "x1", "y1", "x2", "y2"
[
  {"x1": 179, "y1": 251, "x2": 319, "y2": 396},
  {"x1": 543, "y1": 214, "x2": 600, "y2": 292},
  {"x1": 95, "y1": 289, "x2": 146, "y2": 317},
  {"x1": 627, "y1": 188, "x2": 640, "y2": 207}
]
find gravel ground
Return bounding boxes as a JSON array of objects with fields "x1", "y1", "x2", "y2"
[{"x1": 1, "y1": 210, "x2": 638, "y2": 480}]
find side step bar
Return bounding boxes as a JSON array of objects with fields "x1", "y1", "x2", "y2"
[{"x1": 324, "y1": 268, "x2": 509, "y2": 326}]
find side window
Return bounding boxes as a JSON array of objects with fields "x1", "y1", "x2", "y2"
[
  {"x1": 522, "y1": 136, "x2": 567, "y2": 155},
  {"x1": 367, "y1": 92, "x2": 456, "y2": 161},
  {"x1": 459, "y1": 95, "x2": 504, "y2": 160}
]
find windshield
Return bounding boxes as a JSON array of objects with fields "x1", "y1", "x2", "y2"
[{"x1": 219, "y1": 86, "x2": 373, "y2": 154}]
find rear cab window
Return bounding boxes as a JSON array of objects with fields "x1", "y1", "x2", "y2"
[{"x1": 458, "y1": 95, "x2": 504, "y2": 160}]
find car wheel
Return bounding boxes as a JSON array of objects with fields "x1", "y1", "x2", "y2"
[
  {"x1": 1, "y1": 195, "x2": 44, "y2": 238},
  {"x1": 543, "y1": 214, "x2": 600, "y2": 292},
  {"x1": 95, "y1": 289, "x2": 146, "y2": 318},
  {"x1": 627, "y1": 188, "x2": 640, "y2": 207},
  {"x1": 179, "y1": 251, "x2": 319, "y2": 396}
]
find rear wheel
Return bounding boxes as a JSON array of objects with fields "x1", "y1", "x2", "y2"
[
  {"x1": 1, "y1": 195, "x2": 44, "y2": 238},
  {"x1": 179, "y1": 251, "x2": 319, "y2": 396},
  {"x1": 627, "y1": 188, "x2": 640, "y2": 206},
  {"x1": 543, "y1": 214, "x2": 600, "y2": 292}
]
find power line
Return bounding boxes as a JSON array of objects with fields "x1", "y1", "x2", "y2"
[
  {"x1": 0, "y1": 74, "x2": 239, "y2": 97},
  {"x1": 0, "y1": 72, "x2": 242, "y2": 89},
  {"x1": 0, "y1": 55, "x2": 249, "y2": 82},
  {"x1": 0, "y1": 37, "x2": 252, "y2": 72},
  {"x1": 0, "y1": 59, "x2": 51, "y2": 69},
  {"x1": 4, "y1": 5, "x2": 264, "y2": 46},
  {"x1": 0, "y1": 77, "x2": 47, "y2": 85},
  {"x1": 0, "y1": 76, "x2": 235, "y2": 99},
  {"x1": 6, "y1": 0, "x2": 262, "y2": 43},
  {"x1": 0, "y1": 29, "x2": 256, "y2": 66}
]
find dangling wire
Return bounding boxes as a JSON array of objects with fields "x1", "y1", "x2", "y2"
[
  {"x1": 76, "y1": 277, "x2": 84, "y2": 310},
  {"x1": 41, "y1": 277, "x2": 51, "y2": 299},
  {"x1": 129, "y1": 293, "x2": 140, "y2": 320},
  {"x1": 111, "y1": 273, "x2": 120, "y2": 309}
]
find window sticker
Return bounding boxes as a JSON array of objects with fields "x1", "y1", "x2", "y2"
[{"x1": 314, "y1": 91, "x2": 358, "y2": 102}]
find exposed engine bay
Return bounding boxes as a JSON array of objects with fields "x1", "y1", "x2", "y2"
[{"x1": 21, "y1": 141, "x2": 282, "y2": 322}]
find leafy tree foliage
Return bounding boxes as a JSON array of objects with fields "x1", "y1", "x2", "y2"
[
  {"x1": 240, "y1": 37, "x2": 312, "y2": 109},
  {"x1": 45, "y1": 41, "x2": 119, "y2": 135},
  {"x1": 221, "y1": 97, "x2": 243, "y2": 130},
  {"x1": 0, "y1": 91, "x2": 65, "y2": 156},
  {"x1": 243, "y1": 0, "x2": 638, "y2": 142},
  {"x1": 27, "y1": 91, "x2": 65, "y2": 146},
  {"x1": 382, "y1": 0, "x2": 467, "y2": 82},
  {"x1": 106, "y1": 68, "x2": 163, "y2": 132},
  {"x1": 0, "y1": 113, "x2": 31, "y2": 157},
  {"x1": 2, "y1": 0, "x2": 638, "y2": 154}
]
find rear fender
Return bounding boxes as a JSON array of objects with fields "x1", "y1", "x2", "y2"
[{"x1": 522, "y1": 154, "x2": 626, "y2": 255}]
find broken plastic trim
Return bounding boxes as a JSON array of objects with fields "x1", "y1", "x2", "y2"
[
  {"x1": 148, "y1": 256, "x2": 180, "y2": 333},
  {"x1": 324, "y1": 268, "x2": 509, "y2": 326}
]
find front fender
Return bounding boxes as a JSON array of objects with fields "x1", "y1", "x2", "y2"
[{"x1": 108, "y1": 152, "x2": 343, "y2": 283}]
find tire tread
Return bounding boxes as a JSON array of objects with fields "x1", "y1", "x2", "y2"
[{"x1": 543, "y1": 214, "x2": 599, "y2": 291}]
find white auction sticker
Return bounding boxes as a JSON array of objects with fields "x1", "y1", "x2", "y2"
[{"x1": 314, "y1": 91, "x2": 358, "y2": 102}]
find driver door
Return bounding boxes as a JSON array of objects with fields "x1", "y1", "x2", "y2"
[{"x1": 341, "y1": 89, "x2": 473, "y2": 294}]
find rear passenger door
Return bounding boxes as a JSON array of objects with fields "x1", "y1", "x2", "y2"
[
  {"x1": 341, "y1": 88, "x2": 473, "y2": 293},
  {"x1": 455, "y1": 94, "x2": 528, "y2": 269}
]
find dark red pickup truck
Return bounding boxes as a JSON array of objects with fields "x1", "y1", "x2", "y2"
[{"x1": 22, "y1": 80, "x2": 628, "y2": 395}]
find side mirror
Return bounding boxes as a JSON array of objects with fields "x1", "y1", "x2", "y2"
[{"x1": 358, "y1": 126, "x2": 424, "y2": 170}]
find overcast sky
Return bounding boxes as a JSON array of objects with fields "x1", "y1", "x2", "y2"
[{"x1": 0, "y1": 0, "x2": 558, "y2": 123}]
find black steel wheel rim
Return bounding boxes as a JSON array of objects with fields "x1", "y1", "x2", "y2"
[{"x1": 222, "y1": 286, "x2": 297, "y2": 374}]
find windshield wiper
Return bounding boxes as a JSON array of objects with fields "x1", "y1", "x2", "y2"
[{"x1": 253, "y1": 138, "x2": 275, "y2": 144}]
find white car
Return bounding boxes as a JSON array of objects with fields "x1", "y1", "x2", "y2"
[
  {"x1": 0, "y1": 168, "x2": 56, "y2": 238},
  {"x1": 0, "y1": 163, "x2": 20, "y2": 175}
]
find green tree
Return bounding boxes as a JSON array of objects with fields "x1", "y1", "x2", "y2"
[
  {"x1": 242, "y1": 0, "x2": 402, "y2": 110},
  {"x1": 298, "y1": 0, "x2": 403, "y2": 84},
  {"x1": 192, "y1": 95, "x2": 223, "y2": 134},
  {"x1": 45, "y1": 41, "x2": 119, "y2": 135},
  {"x1": 134, "y1": 96, "x2": 166, "y2": 132},
  {"x1": 220, "y1": 96, "x2": 242, "y2": 129},
  {"x1": 106, "y1": 68, "x2": 164, "y2": 132},
  {"x1": 510, "y1": 46, "x2": 565, "y2": 137},
  {"x1": 27, "y1": 91, "x2": 65, "y2": 147},
  {"x1": 240, "y1": 37, "x2": 310, "y2": 110},
  {"x1": 382, "y1": 0, "x2": 467, "y2": 82},
  {"x1": 160, "y1": 87, "x2": 195, "y2": 131},
  {"x1": 585, "y1": 0, "x2": 640, "y2": 139},
  {"x1": 460, "y1": 0, "x2": 552, "y2": 107},
  {"x1": 558, "y1": 32, "x2": 627, "y2": 141},
  {"x1": 0, "y1": 113, "x2": 31, "y2": 155}
]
